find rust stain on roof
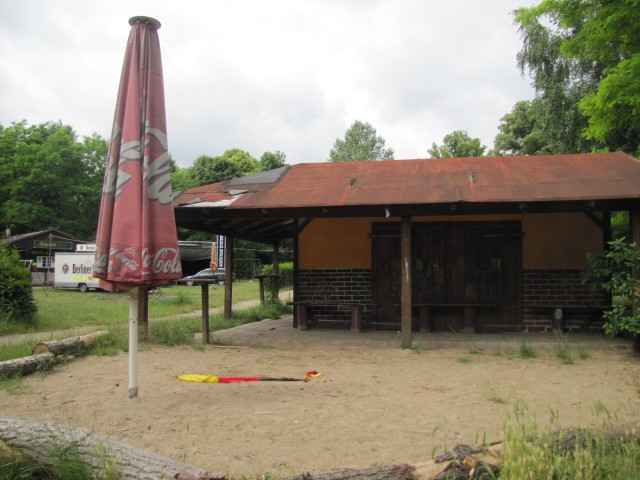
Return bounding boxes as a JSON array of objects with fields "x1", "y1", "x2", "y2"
[{"x1": 174, "y1": 152, "x2": 640, "y2": 210}]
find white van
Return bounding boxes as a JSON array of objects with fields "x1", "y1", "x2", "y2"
[{"x1": 54, "y1": 252, "x2": 101, "y2": 292}]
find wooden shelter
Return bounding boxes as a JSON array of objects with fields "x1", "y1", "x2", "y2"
[
  {"x1": 173, "y1": 152, "x2": 640, "y2": 347},
  {"x1": 1, "y1": 228, "x2": 87, "y2": 285}
]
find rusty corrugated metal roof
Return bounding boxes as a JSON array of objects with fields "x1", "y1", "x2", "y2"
[{"x1": 174, "y1": 152, "x2": 640, "y2": 210}]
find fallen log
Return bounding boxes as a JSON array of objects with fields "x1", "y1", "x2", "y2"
[
  {"x1": 0, "y1": 353, "x2": 59, "y2": 377},
  {"x1": 0, "y1": 416, "x2": 224, "y2": 480},
  {"x1": 284, "y1": 464, "x2": 416, "y2": 480},
  {"x1": 32, "y1": 330, "x2": 108, "y2": 355}
]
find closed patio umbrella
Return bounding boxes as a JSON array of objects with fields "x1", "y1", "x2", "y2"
[{"x1": 94, "y1": 16, "x2": 182, "y2": 399}]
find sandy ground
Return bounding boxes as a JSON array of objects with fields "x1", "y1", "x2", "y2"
[{"x1": 1, "y1": 318, "x2": 640, "y2": 478}]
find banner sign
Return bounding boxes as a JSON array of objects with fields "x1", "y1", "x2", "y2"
[{"x1": 217, "y1": 235, "x2": 225, "y2": 269}]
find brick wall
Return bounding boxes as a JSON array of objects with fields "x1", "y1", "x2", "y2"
[
  {"x1": 297, "y1": 269, "x2": 372, "y2": 326},
  {"x1": 522, "y1": 269, "x2": 608, "y2": 332}
]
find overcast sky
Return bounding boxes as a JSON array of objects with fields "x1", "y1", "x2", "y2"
[{"x1": 0, "y1": 1, "x2": 537, "y2": 167}]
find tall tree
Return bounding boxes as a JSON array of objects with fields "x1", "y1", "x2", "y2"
[
  {"x1": 0, "y1": 121, "x2": 106, "y2": 239},
  {"x1": 259, "y1": 151, "x2": 287, "y2": 171},
  {"x1": 428, "y1": 130, "x2": 486, "y2": 158},
  {"x1": 491, "y1": 100, "x2": 550, "y2": 156},
  {"x1": 514, "y1": 0, "x2": 640, "y2": 156},
  {"x1": 329, "y1": 120, "x2": 394, "y2": 162}
]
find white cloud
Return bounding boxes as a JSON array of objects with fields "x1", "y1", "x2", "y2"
[{"x1": 0, "y1": 0, "x2": 536, "y2": 167}]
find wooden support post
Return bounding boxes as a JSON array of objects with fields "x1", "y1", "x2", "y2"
[
  {"x1": 463, "y1": 306, "x2": 475, "y2": 333},
  {"x1": 293, "y1": 223, "x2": 299, "y2": 328},
  {"x1": 419, "y1": 307, "x2": 431, "y2": 333},
  {"x1": 273, "y1": 240, "x2": 280, "y2": 302},
  {"x1": 139, "y1": 287, "x2": 148, "y2": 341},
  {"x1": 201, "y1": 283, "x2": 209, "y2": 344},
  {"x1": 224, "y1": 236, "x2": 233, "y2": 319},
  {"x1": 258, "y1": 276, "x2": 265, "y2": 304},
  {"x1": 297, "y1": 305, "x2": 308, "y2": 330},
  {"x1": 401, "y1": 216, "x2": 412, "y2": 349},
  {"x1": 351, "y1": 305, "x2": 363, "y2": 332}
]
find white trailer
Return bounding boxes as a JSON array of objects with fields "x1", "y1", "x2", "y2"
[{"x1": 54, "y1": 252, "x2": 101, "y2": 292}]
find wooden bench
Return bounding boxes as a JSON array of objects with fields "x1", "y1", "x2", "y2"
[
  {"x1": 413, "y1": 303, "x2": 497, "y2": 333},
  {"x1": 287, "y1": 301, "x2": 379, "y2": 332}
]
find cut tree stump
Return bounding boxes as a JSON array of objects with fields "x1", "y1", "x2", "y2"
[
  {"x1": 0, "y1": 416, "x2": 224, "y2": 480},
  {"x1": 32, "y1": 330, "x2": 108, "y2": 355},
  {"x1": 0, "y1": 353, "x2": 59, "y2": 377}
]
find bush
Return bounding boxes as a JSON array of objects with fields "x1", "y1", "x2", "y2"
[
  {"x1": 582, "y1": 239, "x2": 640, "y2": 336},
  {"x1": 261, "y1": 262, "x2": 293, "y2": 301},
  {"x1": 0, "y1": 246, "x2": 37, "y2": 325}
]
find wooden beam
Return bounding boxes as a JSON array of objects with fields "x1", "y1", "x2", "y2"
[
  {"x1": 273, "y1": 240, "x2": 280, "y2": 301},
  {"x1": 293, "y1": 225, "x2": 299, "y2": 328},
  {"x1": 224, "y1": 236, "x2": 234, "y2": 319},
  {"x1": 201, "y1": 283, "x2": 209, "y2": 344},
  {"x1": 400, "y1": 216, "x2": 412, "y2": 349}
]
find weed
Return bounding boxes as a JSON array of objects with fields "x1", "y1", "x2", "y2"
[
  {"x1": 457, "y1": 356, "x2": 471, "y2": 364},
  {"x1": 469, "y1": 348, "x2": 484, "y2": 355},
  {"x1": 553, "y1": 333, "x2": 575, "y2": 365},
  {"x1": 488, "y1": 394, "x2": 507, "y2": 404},
  {"x1": 0, "y1": 374, "x2": 28, "y2": 394},
  {"x1": 412, "y1": 344, "x2": 423, "y2": 354},
  {"x1": 577, "y1": 345, "x2": 591, "y2": 360},
  {"x1": 519, "y1": 337, "x2": 537, "y2": 359}
]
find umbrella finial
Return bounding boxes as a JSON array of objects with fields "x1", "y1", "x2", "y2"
[{"x1": 129, "y1": 16, "x2": 161, "y2": 29}]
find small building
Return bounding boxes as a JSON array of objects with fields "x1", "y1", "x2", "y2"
[
  {"x1": 1, "y1": 228, "x2": 87, "y2": 285},
  {"x1": 173, "y1": 152, "x2": 640, "y2": 346}
]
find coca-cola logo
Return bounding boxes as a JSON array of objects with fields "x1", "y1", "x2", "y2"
[
  {"x1": 93, "y1": 247, "x2": 181, "y2": 277},
  {"x1": 142, "y1": 247, "x2": 182, "y2": 274}
]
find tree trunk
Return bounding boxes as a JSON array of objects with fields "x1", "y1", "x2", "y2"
[
  {"x1": 0, "y1": 417, "x2": 223, "y2": 480},
  {"x1": 284, "y1": 464, "x2": 416, "y2": 480},
  {"x1": 32, "y1": 331, "x2": 108, "y2": 355},
  {"x1": 0, "y1": 353, "x2": 58, "y2": 377}
]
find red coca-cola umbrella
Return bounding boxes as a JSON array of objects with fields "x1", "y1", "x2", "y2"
[{"x1": 94, "y1": 16, "x2": 182, "y2": 399}]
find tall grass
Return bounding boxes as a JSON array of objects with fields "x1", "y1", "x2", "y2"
[{"x1": 501, "y1": 401, "x2": 640, "y2": 479}]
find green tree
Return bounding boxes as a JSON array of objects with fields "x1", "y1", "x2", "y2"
[
  {"x1": 515, "y1": 0, "x2": 640, "y2": 156},
  {"x1": 259, "y1": 151, "x2": 287, "y2": 171},
  {"x1": 428, "y1": 130, "x2": 486, "y2": 158},
  {"x1": 190, "y1": 148, "x2": 259, "y2": 185},
  {"x1": 0, "y1": 121, "x2": 106, "y2": 239},
  {"x1": 491, "y1": 100, "x2": 550, "y2": 156},
  {"x1": 170, "y1": 166, "x2": 199, "y2": 192},
  {"x1": 329, "y1": 120, "x2": 394, "y2": 162}
]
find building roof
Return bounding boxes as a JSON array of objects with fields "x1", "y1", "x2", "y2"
[
  {"x1": 173, "y1": 152, "x2": 640, "y2": 243},
  {"x1": 1, "y1": 228, "x2": 82, "y2": 248}
]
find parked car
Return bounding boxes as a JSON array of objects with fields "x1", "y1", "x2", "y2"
[{"x1": 182, "y1": 268, "x2": 231, "y2": 286}]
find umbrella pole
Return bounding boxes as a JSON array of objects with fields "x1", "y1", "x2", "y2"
[{"x1": 128, "y1": 287, "x2": 140, "y2": 399}]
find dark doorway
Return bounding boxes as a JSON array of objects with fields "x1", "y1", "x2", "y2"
[{"x1": 371, "y1": 221, "x2": 522, "y2": 331}]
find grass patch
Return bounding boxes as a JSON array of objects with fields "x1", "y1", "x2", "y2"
[
  {"x1": 457, "y1": 356, "x2": 471, "y2": 364},
  {"x1": 501, "y1": 401, "x2": 640, "y2": 479},
  {"x1": 553, "y1": 333, "x2": 575, "y2": 365},
  {"x1": 4, "y1": 281, "x2": 267, "y2": 335},
  {"x1": 519, "y1": 337, "x2": 537, "y2": 359},
  {"x1": 487, "y1": 393, "x2": 507, "y2": 404},
  {"x1": 0, "y1": 339, "x2": 35, "y2": 362}
]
